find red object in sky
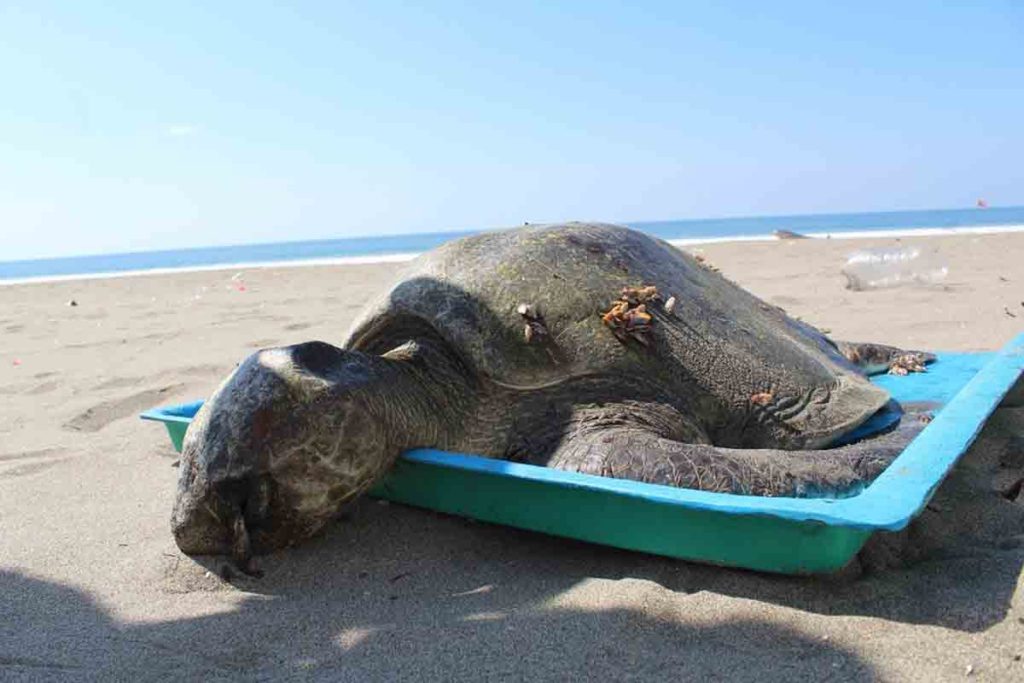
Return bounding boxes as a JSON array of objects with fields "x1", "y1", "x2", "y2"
[{"x1": 976, "y1": 198, "x2": 989, "y2": 208}]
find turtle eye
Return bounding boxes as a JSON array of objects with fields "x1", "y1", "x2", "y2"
[{"x1": 289, "y1": 341, "x2": 350, "y2": 380}]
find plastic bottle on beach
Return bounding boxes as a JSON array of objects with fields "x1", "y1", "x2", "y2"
[{"x1": 841, "y1": 246, "x2": 948, "y2": 291}]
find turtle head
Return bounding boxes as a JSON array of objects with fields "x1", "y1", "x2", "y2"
[{"x1": 171, "y1": 341, "x2": 397, "y2": 562}]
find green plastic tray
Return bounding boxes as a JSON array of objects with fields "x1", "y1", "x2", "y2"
[{"x1": 141, "y1": 333, "x2": 1023, "y2": 574}]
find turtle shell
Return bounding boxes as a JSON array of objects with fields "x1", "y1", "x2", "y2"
[{"x1": 344, "y1": 223, "x2": 887, "y2": 447}]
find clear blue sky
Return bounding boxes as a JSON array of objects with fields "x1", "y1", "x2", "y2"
[{"x1": 2, "y1": 1, "x2": 1021, "y2": 259}]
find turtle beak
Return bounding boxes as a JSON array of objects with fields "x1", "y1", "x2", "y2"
[
  {"x1": 170, "y1": 350, "x2": 284, "y2": 561},
  {"x1": 172, "y1": 340, "x2": 378, "y2": 560},
  {"x1": 170, "y1": 477, "x2": 236, "y2": 556},
  {"x1": 171, "y1": 472, "x2": 270, "y2": 575}
]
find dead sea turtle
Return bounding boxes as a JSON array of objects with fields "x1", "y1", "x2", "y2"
[{"x1": 172, "y1": 222, "x2": 933, "y2": 562}]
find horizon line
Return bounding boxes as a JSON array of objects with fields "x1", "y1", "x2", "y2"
[
  {"x1": 4, "y1": 203, "x2": 1022, "y2": 266},
  {"x1": 3, "y1": 223, "x2": 1022, "y2": 288}
]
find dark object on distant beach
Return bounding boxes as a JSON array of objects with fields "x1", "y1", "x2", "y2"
[
  {"x1": 774, "y1": 229, "x2": 811, "y2": 240},
  {"x1": 172, "y1": 222, "x2": 934, "y2": 562}
]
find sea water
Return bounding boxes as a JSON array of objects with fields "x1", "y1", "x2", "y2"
[{"x1": 2, "y1": 206, "x2": 1022, "y2": 284}]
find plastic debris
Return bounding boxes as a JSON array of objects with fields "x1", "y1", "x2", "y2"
[
  {"x1": 227, "y1": 272, "x2": 247, "y2": 292},
  {"x1": 842, "y1": 247, "x2": 948, "y2": 291}
]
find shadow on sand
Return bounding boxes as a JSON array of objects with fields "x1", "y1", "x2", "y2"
[
  {"x1": 4, "y1": 395, "x2": 1021, "y2": 680},
  {"x1": 2, "y1": 531, "x2": 879, "y2": 681}
]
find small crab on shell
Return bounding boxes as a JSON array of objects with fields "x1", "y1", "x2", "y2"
[
  {"x1": 692, "y1": 253, "x2": 721, "y2": 273},
  {"x1": 601, "y1": 285, "x2": 664, "y2": 345},
  {"x1": 888, "y1": 353, "x2": 929, "y2": 376},
  {"x1": 517, "y1": 302, "x2": 548, "y2": 344},
  {"x1": 619, "y1": 285, "x2": 659, "y2": 305}
]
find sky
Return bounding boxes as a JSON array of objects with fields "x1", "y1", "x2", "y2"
[{"x1": 1, "y1": 1, "x2": 1022, "y2": 260}]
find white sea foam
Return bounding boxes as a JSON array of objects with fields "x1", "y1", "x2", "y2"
[
  {"x1": 0, "y1": 252, "x2": 422, "y2": 287},
  {"x1": 666, "y1": 223, "x2": 1024, "y2": 246},
  {"x1": 2, "y1": 224, "x2": 1022, "y2": 287}
]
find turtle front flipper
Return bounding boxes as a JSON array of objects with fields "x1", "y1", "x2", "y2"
[
  {"x1": 548, "y1": 410, "x2": 928, "y2": 498},
  {"x1": 832, "y1": 340, "x2": 936, "y2": 376}
]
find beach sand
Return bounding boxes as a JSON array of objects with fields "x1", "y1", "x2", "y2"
[{"x1": 2, "y1": 232, "x2": 1023, "y2": 680}]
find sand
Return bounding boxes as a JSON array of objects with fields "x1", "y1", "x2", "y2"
[{"x1": 1, "y1": 232, "x2": 1023, "y2": 681}]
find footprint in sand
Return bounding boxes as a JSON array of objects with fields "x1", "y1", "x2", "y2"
[
  {"x1": 283, "y1": 322, "x2": 313, "y2": 332},
  {"x1": 0, "y1": 447, "x2": 64, "y2": 463},
  {"x1": 768, "y1": 295, "x2": 802, "y2": 308},
  {"x1": 64, "y1": 384, "x2": 185, "y2": 433},
  {"x1": 246, "y1": 338, "x2": 280, "y2": 348},
  {"x1": 96, "y1": 367, "x2": 225, "y2": 392},
  {"x1": 0, "y1": 448, "x2": 69, "y2": 479},
  {"x1": 176, "y1": 364, "x2": 228, "y2": 378},
  {"x1": 139, "y1": 331, "x2": 180, "y2": 343},
  {"x1": 24, "y1": 380, "x2": 60, "y2": 395},
  {"x1": 93, "y1": 376, "x2": 143, "y2": 391},
  {"x1": 66, "y1": 332, "x2": 180, "y2": 351}
]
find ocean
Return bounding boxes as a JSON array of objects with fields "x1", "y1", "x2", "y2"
[{"x1": 3, "y1": 206, "x2": 1023, "y2": 284}]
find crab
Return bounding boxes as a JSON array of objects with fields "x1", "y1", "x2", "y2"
[
  {"x1": 517, "y1": 303, "x2": 548, "y2": 344},
  {"x1": 601, "y1": 286, "x2": 662, "y2": 345},
  {"x1": 888, "y1": 353, "x2": 929, "y2": 376}
]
